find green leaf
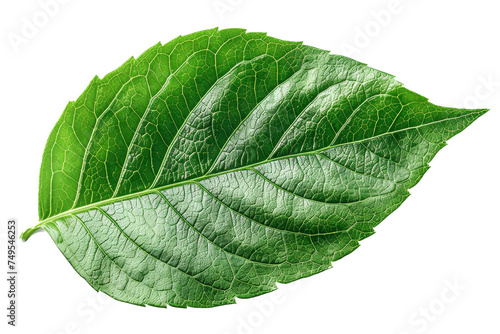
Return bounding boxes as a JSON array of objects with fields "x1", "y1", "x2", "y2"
[{"x1": 22, "y1": 28, "x2": 486, "y2": 308}]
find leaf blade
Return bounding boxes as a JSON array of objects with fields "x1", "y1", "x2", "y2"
[{"x1": 23, "y1": 28, "x2": 487, "y2": 307}]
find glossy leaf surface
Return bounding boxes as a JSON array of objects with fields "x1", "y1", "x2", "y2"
[{"x1": 22, "y1": 28, "x2": 486, "y2": 307}]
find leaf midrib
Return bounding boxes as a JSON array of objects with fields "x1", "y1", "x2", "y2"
[{"x1": 28, "y1": 110, "x2": 479, "y2": 234}]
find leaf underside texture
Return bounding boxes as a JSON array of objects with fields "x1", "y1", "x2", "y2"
[{"x1": 21, "y1": 28, "x2": 486, "y2": 308}]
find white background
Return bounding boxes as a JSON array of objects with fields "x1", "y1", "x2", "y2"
[{"x1": 1, "y1": 0, "x2": 499, "y2": 333}]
